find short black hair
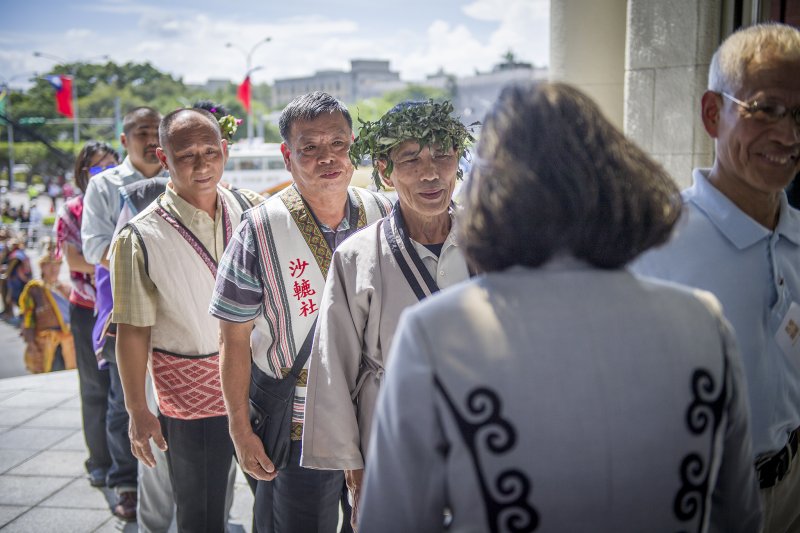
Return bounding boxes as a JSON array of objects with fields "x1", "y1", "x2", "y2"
[
  {"x1": 460, "y1": 82, "x2": 682, "y2": 272},
  {"x1": 278, "y1": 91, "x2": 352, "y2": 144},
  {"x1": 158, "y1": 108, "x2": 221, "y2": 152},
  {"x1": 122, "y1": 107, "x2": 161, "y2": 137},
  {"x1": 73, "y1": 140, "x2": 119, "y2": 193}
]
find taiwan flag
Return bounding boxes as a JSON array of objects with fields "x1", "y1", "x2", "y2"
[
  {"x1": 237, "y1": 76, "x2": 251, "y2": 113},
  {"x1": 46, "y1": 75, "x2": 73, "y2": 118}
]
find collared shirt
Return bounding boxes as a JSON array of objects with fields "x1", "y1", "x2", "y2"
[
  {"x1": 411, "y1": 227, "x2": 466, "y2": 291},
  {"x1": 111, "y1": 184, "x2": 227, "y2": 327},
  {"x1": 81, "y1": 157, "x2": 168, "y2": 265},
  {"x1": 306, "y1": 188, "x2": 353, "y2": 250},
  {"x1": 632, "y1": 168, "x2": 800, "y2": 457}
]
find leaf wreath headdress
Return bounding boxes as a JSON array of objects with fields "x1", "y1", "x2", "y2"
[{"x1": 349, "y1": 100, "x2": 479, "y2": 189}]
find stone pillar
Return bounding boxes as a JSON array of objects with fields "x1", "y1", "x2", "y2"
[
  {"x1": 550, "y1": 0, "x2": 628, "y2": 130},
  {"x1": 624, "y1": 0, "x2": 722, "y2": 187}
]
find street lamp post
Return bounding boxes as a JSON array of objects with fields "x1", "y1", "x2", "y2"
[
  {"x1": 226, "y1": 37, "x2": 271, "y2": 142},
  {"x1": 1, "y1": 73, "x2": 35, "y2": 190},
  {"x1": 33, "y1": 52, "x2": 109, "y2": 146}
]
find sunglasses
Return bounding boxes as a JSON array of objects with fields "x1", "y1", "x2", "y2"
[{"x1": 88, "y1": 164, "x2": 117, "y2": 176}]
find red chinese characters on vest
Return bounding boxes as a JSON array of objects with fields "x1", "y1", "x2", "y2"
[{"x1": 289, "y1": 259, "x2": 318, "y2": 317}]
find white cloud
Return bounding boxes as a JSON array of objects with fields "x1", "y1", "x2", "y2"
[{"x1": 1, "y1": 0, "x2": 549, "y2": 91}]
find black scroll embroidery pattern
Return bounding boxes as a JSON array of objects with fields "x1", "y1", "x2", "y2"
[
  {"x1": 673, "y1": 361, "x2": 727, "y2": 533},
  {"x1": 434, "y1": 377, "x2": 539, "y2": 532}
]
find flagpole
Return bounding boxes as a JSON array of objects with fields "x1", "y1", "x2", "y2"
[
  {"x1": 33, "y1": 52, "x2": 108, "y2": 147},
  {"x1": 1, "y1": 73, "x2": 33, "y2": 190},
  {"x1": 226, "y1": 37, "x2": 271, "y2": 143}
]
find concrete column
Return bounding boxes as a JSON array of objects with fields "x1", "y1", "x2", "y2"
[
  {"x1": 624, "y1": 0, "x2": 722, "y2": 186},
  {"x1": 550, "y1": 0, "x2": 628, "y2": 130}
]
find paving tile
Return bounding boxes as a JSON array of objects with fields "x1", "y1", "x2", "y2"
[
  {"x1": 49, "y1": 429, "x2": 85, "y2": 451},
  {"x1": 0, "y1": 505, "x2": 28, "y2": 528},
  {"x1": 0, "y1": 407, "x2": 41, "y2": 428},
  {"x1": 0, "y1": 392, "x2": 19, "y2": 403},
  {"x1": 92, "y1": 515, "x2": 141, "y2": 532},
  {"x1": 0, "y1": 375, "x2": 39, "y2": 392},
  {"x1": 1, "y1": 507, "x2": 111, "y2": 532},
  {"x1": 57, "y1": 396, "x2": 83, "y2": 409},
  {"x1": 22, "y1": 408, "x2": 82, "y2": 429},
  {"x1": 0, "y1": 475, "x2": 72, "y2": 506},
  {"x1": 0, "y1": 390, "x2": 76, "y2": 409},
  {"x1": 40, "y1": 477, "x2": 111, "y2": 509},
  {"x1": 8, "y1": 450, "x2": 86, "y2": 477},
  {"x1": 0, "y1": 427, "x2": 75, "y2": 451},
  {"x1": 0, "y1": 449, "x2": 40, "y2": 474}
]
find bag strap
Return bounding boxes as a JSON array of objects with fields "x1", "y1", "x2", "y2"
[
  {"x1": 229, "y1": 187, "x2": 253, "y2": 211},
  {"x1": 384, "y1": 205, "x2": 440, "y2": 302},
  {"x1": 288, "y1": 318, "x2": 317, "y2": 379}
]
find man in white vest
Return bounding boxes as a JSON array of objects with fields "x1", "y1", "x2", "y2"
[
  {"x1": 110, "y1": 108, "x2": 262, "y2": 532},
  {"x1": 209, "y1": 92, "x2": 390, "y2": 532}
]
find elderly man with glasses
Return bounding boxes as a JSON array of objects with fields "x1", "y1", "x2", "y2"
[{"x1": 633, "y1": 22, "x2": 800, "y2": 533}]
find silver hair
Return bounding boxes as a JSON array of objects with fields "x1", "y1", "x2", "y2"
[{"x1": 708, "y1": 23, "x2": 800, "y2": 94}]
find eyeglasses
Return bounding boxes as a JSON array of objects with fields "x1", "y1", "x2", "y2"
[
  {"x1": 721, "y1": 92, "x2": 800, "y2": 128},
  {"x1": 88, "y1": 164, "x2": 116, "y2": 176}
]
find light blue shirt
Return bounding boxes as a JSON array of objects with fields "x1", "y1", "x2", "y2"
[
  {"x1": 632, "y1": 168, "x2": 800, "y2": 457},
  {"x1": 81, "y1": 157, "x2": 167, "y2": 264}
]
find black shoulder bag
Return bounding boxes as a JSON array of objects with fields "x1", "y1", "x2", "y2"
[{"x1": 248, "y1": 319, "x2": 316, "y2": 470}]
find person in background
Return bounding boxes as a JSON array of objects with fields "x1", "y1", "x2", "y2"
[
  {"x1": 19, "y1": 239, "x2": 76, "y2": 374},
  {"x1": 81, "y1": 106, "x2": 165, "y2": 521},
  {"x1": 359, "y1": 82, "x2": 761, "y2": 532},
  {"x1": 111, "y1": 108, "x2": 263, "y2": 532},
  {"x1": 56, "y1": 140, "x2": 119, "y2": 488},
  {"x1": 301, "y1": 100, "x2": 472, "y2": 531},
  {"x1": 210, "y1": 91, "x2": 391, "y2": 533},
  {"x1": 1, "y1": 239, "x2": 31, "y2": 324},
  {"x1": 632, "y1": 23, "x2": 800, "y2": 532}
]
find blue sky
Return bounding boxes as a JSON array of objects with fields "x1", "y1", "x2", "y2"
[{"x1": 1, "y1": 0, "x2": 549, "y2": 88}]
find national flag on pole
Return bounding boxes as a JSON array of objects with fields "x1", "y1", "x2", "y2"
[
  {"x1": 237, "y1": 76, "x2": 251, "y2": 113},
  {"x1": 45, "y1": 75, "x2": 74, "y2": 118},
  {"x1": 0, "y1": 88, "x2": 7, "y2": 125}
]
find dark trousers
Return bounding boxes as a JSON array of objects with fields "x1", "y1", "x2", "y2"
[
  {"x1": 104, "y1": 338, "x2": 138, "y2": 491},
  {"x1": 254, "y1": 440, "x2": 343, "y2": 533},
  {"x1": 159, "y1": 413, "x2": 235, "y2": 533},
  {"x1": 70, "y1": 303, "x2": 111, "y2": 473}
]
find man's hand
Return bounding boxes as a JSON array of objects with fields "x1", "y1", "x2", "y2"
[
  {"x1": 345, "y1": 468, "x2": 364, "y2": 532},
  {"x1": 231, "y1": 427, "x2": 277, "y2": 481},
  {"x1": 128, "y1": 408, "x2": 167, "y2": 468}
]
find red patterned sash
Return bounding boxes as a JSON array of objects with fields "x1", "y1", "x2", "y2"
[{"x1": 151, "y1": 349, "x2": 226, "y2": 419}]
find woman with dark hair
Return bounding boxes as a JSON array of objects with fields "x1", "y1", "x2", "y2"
[
  {"x1": 358, "y1": 83, "x2": 762, "y2": 532},
  {"x1": 55, "y1": 140, "x2": 119, "y2": 487}
]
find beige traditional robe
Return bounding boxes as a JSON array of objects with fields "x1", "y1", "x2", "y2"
[{"x1": 301, "y1": 209, "x2": 469, "y2": 470}]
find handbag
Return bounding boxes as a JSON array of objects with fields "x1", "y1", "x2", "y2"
[{"x1": 248, "y1": 319, "x2": 316, "y2": 470}]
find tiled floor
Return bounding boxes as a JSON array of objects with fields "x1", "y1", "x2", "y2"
[{"x1": 0, "y1": 370, "x2": 254, "y2": 532}]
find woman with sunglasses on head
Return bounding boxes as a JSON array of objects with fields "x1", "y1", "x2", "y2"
[{"x1": 55, "y1": 140, "x2": 119, "y2": 488}]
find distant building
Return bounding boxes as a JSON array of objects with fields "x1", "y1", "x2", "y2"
[
  {"x1": 272, "y1": 59, "x2": 401, "y2": 107},
  {"x1": 444, "y1": 62, "x2": 548, "y2": 123},
  {"x1": 187, "y1": 78, "x2": 232, "y2": 94}
]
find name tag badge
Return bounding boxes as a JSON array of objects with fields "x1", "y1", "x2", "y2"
[{"x1": 776, "y1": 302, "x2": 800, "y2": 361}]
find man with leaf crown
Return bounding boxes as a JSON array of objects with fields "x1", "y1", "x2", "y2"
[{"x1": 300, "y1": 99, "x2": 475, "y2": 531}]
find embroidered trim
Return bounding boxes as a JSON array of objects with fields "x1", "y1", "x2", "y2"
[
  {"x1": 282, "y1": 186, "x2": 334, "y2": 277},
  {"x1": 249, "y1": 205, "x2": 295, "y2": 370},
  {"x1": 153, "y1": 194, "x2": 232, "y2": 277},
  {"x1": 673, "y1": 360, "x2": 727, "y2": 531},
  {"x1": 435, "y1": 378, "x2": 539, "y2": 532},
  {"x1": 151, "y1": 347, "x2": 219, "y2": 359}
]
